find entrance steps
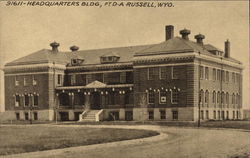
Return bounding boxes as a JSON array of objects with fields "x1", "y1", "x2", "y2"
[{"x1": 79, "y1": 110, "x2": 103, "y2": 122}]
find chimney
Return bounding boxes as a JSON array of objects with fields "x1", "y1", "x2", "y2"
[
  {"x1": 194, "y1": 34, "x2": 205, "y2": 45},
  {"x1": 165, "y1": 25, "x2": 174, "y2": 41},
  {"x1": 50, "y1": 41, "x2": 60, "y2": 52},
  {"x1": 225, "y1": 39, "x2": 230, "y2": 58},
  {"x1": 70, "y1": 45, "x2": 79, "y2": 52},
  {"x1": 179, "y1": 28, "x2": 191, "y2": 40}
]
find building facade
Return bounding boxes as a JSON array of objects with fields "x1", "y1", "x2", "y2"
[{"x1": 3, "y1": 25, "x2": 243, "y2": 121}]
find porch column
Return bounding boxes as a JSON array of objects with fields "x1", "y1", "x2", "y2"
[{"x1": 84, "y1": 92, "x2": 91, "y2": 110}]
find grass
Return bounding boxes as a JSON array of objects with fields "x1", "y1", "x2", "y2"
[{"x1": 0, "y1": 126, "x2": 159, "y2": 155}]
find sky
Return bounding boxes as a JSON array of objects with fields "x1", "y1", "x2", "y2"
[{"x1": 0, "y1": 1, "x2": 249, "y2": 111}]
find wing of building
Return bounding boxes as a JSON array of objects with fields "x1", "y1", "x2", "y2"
[{"x1": 3, "y1": 25, "x2": 243, "y2": 122}]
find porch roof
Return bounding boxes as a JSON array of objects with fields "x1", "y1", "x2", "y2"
[{"x1": 56, "y1": 84, "x2": 133, "y2": 90}]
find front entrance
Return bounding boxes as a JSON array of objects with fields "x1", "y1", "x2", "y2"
[{"x1": 91, "y1": 92, "x2": 101, "y2": 109}]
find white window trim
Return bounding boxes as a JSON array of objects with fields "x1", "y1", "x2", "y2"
[
  {"x1": 159, "y1": 67, "x2": 166, "y2": 80},
  {"x1": 147, "y1": 91, "x2": 154, "y2": 105},
  {"x1": 171, "y1": 67, "x2": 178, "y2": 79},
  {"x1": 171, "y1": 90, "x2": 178, "y2": 104}
]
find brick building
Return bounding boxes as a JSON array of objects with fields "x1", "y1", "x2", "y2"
[{"x1": 3, "y1": 25, "x2": 243, "y2": 121}]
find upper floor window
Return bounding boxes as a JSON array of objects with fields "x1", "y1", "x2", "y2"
[
  {"x1": 199, "y1": 89, "x2": 204, "y2": 105},
  {"x1": 148, "y1": 67, "x2": 155, "y2": 80},
  {"x1": 221, "y1": 70, "x2": 225, "y2": 82},
  {"x1": 226, "y1": 92, "x2": 229, "y2": 105},
  {"x1": 232, "y1": 72, "x2": 235, "y2": 83},
  {"x1": 15, "y1": 76, "x2": 19, "y2": 86},
  {"x1": 212, "y1": 91, "x2": 216, "y2": 103},
  {"x1": 71, "y1": 74, "x2": 76, "y2": 85},
  {"x1": 199, "y1": 66, "x2": 204, "y2": 79},
  {"x1": 172, "y1": 67, "x2": 179, "y2": 79},
  {"x1": 15, "y1": 94, "x2": 21, "y2": 107},
  {"x1": 217, "y1": 70, "x2": 221, "y2": 81},
  {"x1": 212, "y1": 68, "x2": 216, "y2": 81},
  {"x1": 221, "y1": 92, "x2": 225, "y2": 104},
  {"x1": 205, "y1": 67, "x2": 209, "y2": 80},
  {"x1": 32, "y1": 76, "x2": 37, "y2": 86},
  {"x1": 159, "y1": 67, "x2": 167, "y2": 79},
  {"x1": 24, "y1": 94, "x2": 29, "y2": 107},
  {"x1": 226, "y1": 71, "x2": 229, "y2": 82},
  {"x1": 205, "y1": 90, "x2": 209, "y2": 104},
  {"x1": 24, "y1": 77, "x2": 27, "y2": 86},
  {"x1": 57, "y1": 74, "x2": 62, "y2": 85},
  {"x1": 33, "y1": 94, "x2": 39, "y2": 106},
  {"x1": 232, "y1": 93, "x2": 235, "y2": 105},
  {"x1": 148, "y1": 90, "x2": 155, "y2": 104},
  {"x1": 217, "y1": 91, "x2": 221, "y2": 104},
  {"x1": 171, "y1": 89, "x2": 179, "y2": 104}
]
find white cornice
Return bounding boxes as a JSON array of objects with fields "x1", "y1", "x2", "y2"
[{"x1": 4, "y1": 63, "x2": 66, "y2": 72}]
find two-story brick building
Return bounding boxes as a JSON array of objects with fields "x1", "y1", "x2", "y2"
[{"x1": 3, "y1": 25, "x2": 243, "y2": 121}]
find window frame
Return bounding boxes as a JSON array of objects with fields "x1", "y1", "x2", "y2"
[
  {"x1": 147, "y1": 90, "x2": 155, "y2": 104},
  {"x1": 159, "y1": 67, "x2": 167, "y2": 80},
  {"x1": 171, "y1": 89, "x2": 179, "y2": 104}
]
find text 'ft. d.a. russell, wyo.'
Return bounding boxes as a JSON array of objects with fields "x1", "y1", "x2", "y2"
[{"x1": 5, "y1": 1, "x2": 175, "y2": 8}]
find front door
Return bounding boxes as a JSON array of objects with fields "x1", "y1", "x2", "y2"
[{"x1": 91, "y1": 92, "x2": 101, "y2": 109}]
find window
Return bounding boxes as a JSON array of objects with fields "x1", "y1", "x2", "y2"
[
  {"x1": 71, "y1": 74, "x2": 76, "y2": 85},
  {"x1": 200, "y1": 110, "x2": 204, "y2": 120},
  {"x1": 205, "y1": 67, "x2": 209, "y2": 80},
  {"x1": 148, "y1": 111, "x2": 154, "y2": 120},
  {"x1": 172, "y1": 67, "x2": 179, "y2": 79},
  {"x1": 199, "y1": 66, "x2": 204, "y2": 79},
  {"x1": 199, "y1": 90, "x2": 204, "y2": 105},
  {"x1": 15, "y1": 76, "x2": 19, "y2": 86},
  {"x1": 221, "y1": 92, "x2": 225, "y2": 105},
  {"x1": 212, "y1": 91, "x2": 216, "y2": 103},
  {"x1": 172, "y1": 110, "x2": 178, "y2": 120},
  {"x1": 159, "y1": 91, "x2": 167, "y2": 104},
  {"x1": 218, "y1": 111, "x2": 221, "y2": 119},
  {"x1": 34, "y1": 94, "x2": 39, "y2": 106},
  {"x1": 205, "y1": 90, "x2": 209, "y2": 104},
  {"x1": 24, "y1": 94, "x2": 29, "y2": 107},
  {"x1": 232, "y1": 93, "x2": 235, "y2": 105},
  {"x1": 221, "y1": 111, "x2": 225, "y2": 120},
  {"x1": 206, "y1": 110, "x2": 209, "y2": 119},
  {"x1": 24, "y1": 77, "x2": 27, "y2": 86},
  {"x1": 213, "y1": 68, "x2": 216, "y2": 81},
  {"x1": 217, "y1": 92, "x2": 221, "y2": 104},
  {"x1": 33, "y1": 112, "x2": 38, "y2": 120},
  {"x1": 32, "y1": 76, "x2": 37, "y2": 86},
  {"x1": 148, "y1": 67, "x2": 155, "y2": 80},
  {"x1": 233, "y1": 111, "x2": 235, "y2": 119},
  {"x1": 226, "y1": 92, "x2": 229, "y2": 106},
  {"x1": 148, "y1": 91, "x2": 155, "y2": 104},
  {"x1": 57, "y1": 74, "x2": 62, "y2": 85},
  {"x1": 232, "y1": 72, "x2": 235, "y2": 83},
  {"x1": 15, "y1": 95, "x2": 21, "y2": 107},
  {"x1": 171, "y1": 89, "x2": 179, "y2": 104},
  {"x1": 221, "y1": 70, "x2": 225, "y2": 82},
  {"x1": 213, "y1": 110, "x2": 216, "y2": 119},
  {"x1": 125, "y1": 111, "x2": 133, "y2": 121},
  {"x1": 24, "y1": 112, "x2": 29, "y2": 120},
  {"x1": 159, "y1": 67, "x2": 167, "y2": 79},
  {"x1": 160, "y1": 110, "x2": 166, "y2": 119},
  {"x1": 16, "y1": 112, "x2": 20, "y2": 120},
  {"x1": 217, "y1": 70, "x2": 221, "y2": 81},
  {"x1": 226, "y1": 71, "x2": 229, "y2": 82},
  {"x1": 226, "y1": 111, "x2": 229, "y2": 120}
]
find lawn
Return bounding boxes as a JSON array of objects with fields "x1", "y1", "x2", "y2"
[{"x1": 0, "y1": 125, "x2": 159, "y2": 155}]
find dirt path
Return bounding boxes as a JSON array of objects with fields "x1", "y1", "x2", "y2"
[{"x1": 1, "y1": 125, "x2": 250, "y2": 158}]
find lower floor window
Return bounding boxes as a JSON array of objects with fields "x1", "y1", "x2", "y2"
[
  {"x1": 16, "y1": 112, "x2": 20, "y2": 120},
  {"x1": 218, "y1": 111, "x2": 220, "y2": 119},
  {"x1": 213, "y1": 111, "x2": 216, "y2": 119},
  {"x1": 109, "y1": 111, "x2": 119, "y2": 121},
  {"x1": 172, "y1": 110, "x2": 178, "y2": 120},
  {"x1": 226, "y1": 111, "x2": 229, "y2": 119},
  {"x1": 206, "y1": 110, "x2": 209, "y2": 119},
  {"x1": 160, "y1": 110, "x2": 166, "y2": 119},
  {"x1": 200, "y1": 110, "x2": 204, "y2": 120},
  {"x1": 148, "y1": 111, "x2": 154, "y2": 120},
  {"x1": 33, "y1": 112, "x2": 38, "y2": 120},
  {"x1": 125, "y1": 111, "x2": 133, "y2": 121},
  {"x1": 24, "y1": 112, "x2": 29, "y2": 120},
  {"x1": 233, "y1": 111, "x2": 235, "y2": 119}
]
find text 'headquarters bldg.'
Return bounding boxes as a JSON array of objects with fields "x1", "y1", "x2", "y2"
[{"x1": 3, "y1": 25, "x2": 243, "y2": 122}]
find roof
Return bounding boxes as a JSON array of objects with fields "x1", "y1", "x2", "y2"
[{"x1": 5, "y1": 36, "x2": 241, "y2": 66}]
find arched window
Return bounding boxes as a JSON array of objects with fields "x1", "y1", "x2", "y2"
[
  {"x1": 212, "y1": 91, "x2": 216, "y2": 103},
  {"x1": 217, "y1": 91, "x2": 221, "y2": 104},
  {"x1": 226, "y1": 92, "x2": 229, "y2": 106},
  {"x1": 221, "y1": 92, "x2": 225, "y2": 105},
  {"x1": 232, "y1": 93, "x2": 235, "y2": 105},
  {"x1": 205, "y1": 90, "x2": 209, "y2": 104},
  {"x1": 199, "y1": 89, "x2": 204, "y2": 105}
]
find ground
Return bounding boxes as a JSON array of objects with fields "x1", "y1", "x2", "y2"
[
  {"x1": 0, "y1": 125, "x2": 158, "y2": 156},
  {"x1": 0, "y1": 122, "x2": 250, "y2": 158}
]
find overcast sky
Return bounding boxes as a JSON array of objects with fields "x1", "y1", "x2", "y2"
[{"x1": 0, "y1": 1, "x2": 249, "y2": 110}]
